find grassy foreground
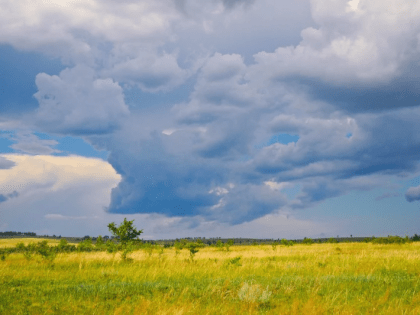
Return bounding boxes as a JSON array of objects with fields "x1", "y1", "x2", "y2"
[{"x1": 1, "y1": 240, "x2": 420, "y2": 314}]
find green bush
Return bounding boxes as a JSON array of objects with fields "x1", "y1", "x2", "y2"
[
  {"x1": 15, "y1": 242, "x2": 26, "y2": 252},
  {"x1": 225, "y1": 239, "x2": 234, "y2": 251},
  {"x1": 106, "y1": 240, "x2": 118, "y2": 253},
  {"x1": 281, "y1": 239, "x2": 293, "y2": 246},
  {"x1": 371, "y1": 235, "x2": 410, "y2": 244},
  {"x1": 57, "y1": 239, "x2": 76, "y2": 252},
  {"x1": 185, "y1": 241, "x2": 205, "y2": 260},
  {"x1": 95, "y1": 235, "x2": 105, "y2": 249},
  {"x1": 216, "y1": 240, "x2": 224, "y2": 248},
  {"x1": 78, "y1": 238, "x2": 94, "y2": 252},
  {"x1": 228, "y1": 256, "x2": 242, "y2": 266},
  {"x1": 411, "y1": 234, "x2": 420, "y2": 242},
  {"x1": 36, "y1": 240, "x2": 56, "y2": 261},
  {"x1": 302, "y1": 237, "x2": 314, "y2": 245}
]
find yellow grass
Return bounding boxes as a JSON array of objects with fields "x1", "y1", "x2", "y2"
[
  {"x1": 1, "y1": 240, "x2": 420, "y2": 314},
  {"x1": 0, "y1": 238, "x2": 77, "y2": 247}
]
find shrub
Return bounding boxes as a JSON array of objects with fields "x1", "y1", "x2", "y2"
[
  {"x1": 0, "y1": 249, "x2": 7, "y2": 261},
  {"x1": 57, "y1": 239, "x2": 76, "y2": 252},
  {"x1": 225, "y1": 239, "x2": 234, "y2": 251},
  {"x1": 36, "y1": 240, "x2": 56, "y2": 261},
  {"x1": 174, "y1": 241, "x2": 183, "y2": 255},
  {"x1": 371, "y1": 235, "x2": 410, "y2": 244},
  {"x1": 15, "y1": 242, "x2": 26, "y2": 252},
  {"x1": 185, "y1": 241, "x2": 205, "y2": 260},
  {"x1": 412, "y1": 234, "x2": 420, "y2": 242},
  {"x1": 106, "y1": 240, "x2": 118, "y2": 253},
  {"x1": 302, "y1": 237, "x2": 314, "y2": 245},
  {"x1": 281, "y1": 239, "x2": 293, "y2": 246},
  {"x1": 229, "y1": 256, "x2": 242, "y2": 266},
  {"x1": 78, "y1": 238, "x2": 94, "y2": 252},
  {"x1": 95, "y1": 235, "x2": 105, "y2": 248}
]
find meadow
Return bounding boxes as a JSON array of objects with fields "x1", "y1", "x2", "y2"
[{"x1": 1, "y1": 239, "x2": 420, "y2": 314}]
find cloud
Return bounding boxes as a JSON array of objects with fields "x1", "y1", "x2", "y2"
[
  {"x1": 100, "y1": 43, "x2": 420, "y2": 224},
  {"x1": 33, "y1": 65, "x2": 129, "y2": 135},
  {"x1": 252, "y1": 0, "x2": 420, "y2": 85},
  {"x1": 0, "y1": 156, "x2": 15, "y2": 169},
  {"x1": 0, "y1": 154, "x2": 121, "y2": 235},
  {"x1": 0, "y1": 154, "x2": 121, "y2": 196},
  {"x1": 104, "y1": 52, "x2": 189, "y2": 93},
  {"x1": 0, "y1": 153, "x2": 334, "y2": 239},
  {"x1": 10, "y1": 132, "x2": 60, "y2": 155},
  {"x1": 375, "y1": 192, "x2": 400, "y2": 201},
  {"x1": 2, "y1": 0, "x2": 420, "y2": 234},
  {"x1": 0, "y1": 0, "x2": 181, "y2": 62},
  {"x1": 247, "y1": 0, "x2": 420, "y2": 112},
  {"x1": 203, "y1": 183, "x2": 288, "y2": 224},
  {"x1": 44, "y1": 214, "x2": 96, "y2": 220},
  {"x1": 406, "y1": 186, "x2": 420, "y2": 202},
  {"x1": 0, "y1": 191, "x2": 20, "y2": 203}
]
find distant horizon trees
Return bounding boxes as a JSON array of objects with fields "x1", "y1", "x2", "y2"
[{"x1": 0, "y1": 231, "x2": 36, "y2": 236}]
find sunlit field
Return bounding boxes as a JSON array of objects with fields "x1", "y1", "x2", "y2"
[
  {"x1": 1, "y1": 240, "x2": 420, "y2": 314},
  {"x1": 0, "y1": 238, "x2": 76, "y2": 248}
]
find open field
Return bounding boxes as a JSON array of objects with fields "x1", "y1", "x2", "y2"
[
  {"x1": 1, "y1": 240, "x2": 420, "y2": 314},
  {"x1": 0, "y1": 238, "x2": 79, "y2": 248}
]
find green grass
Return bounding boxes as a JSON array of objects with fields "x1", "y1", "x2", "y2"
[{"x1": 1, "y1": 241, "x2": 420, "y2": 314}]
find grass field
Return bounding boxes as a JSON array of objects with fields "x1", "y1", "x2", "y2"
[{"x1": 1, "y1": 239, "x2": 420, "y2": 314}]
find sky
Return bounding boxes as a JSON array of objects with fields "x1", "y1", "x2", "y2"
[{"x1": 1, "y1": 0, "x2": 420, "y2": 239}]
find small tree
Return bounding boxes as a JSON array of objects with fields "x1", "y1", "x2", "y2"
[
  {"x1": 187, "y1": 243, "x2": 199, "y2": 260},
  {"x1": 225, "y1": 239, "x2": 234, "y2": 251},
  {"x1": 185, "y1": 241, "x2": 205, "y2": 260},
  {"x1": 107, "y1": 218, "x2": 143, "y2": 260},
  {"x1": 174, "y1": 241, "x2": 184, "y2": 255},
  {"x1": 108, "y1": 218, "x2": 143, "y2": 246}
]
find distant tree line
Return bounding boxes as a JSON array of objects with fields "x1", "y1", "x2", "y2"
[
  {"x1": 2, "y1": 228, "x2": 420, "y2": 246},
  {"x1": 0, "y1": 231, "x2": 36, "y2": 237}
]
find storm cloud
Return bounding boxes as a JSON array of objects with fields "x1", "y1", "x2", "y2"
[{"x1": 1, "y1": 0, "x2": 420, "y2": 236}]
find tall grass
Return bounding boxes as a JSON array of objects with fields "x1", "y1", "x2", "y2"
[{"x1": 1, "y1": 240, "x2": 420, "y2": 314}]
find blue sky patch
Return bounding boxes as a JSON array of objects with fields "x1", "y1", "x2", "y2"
[
  {"x1": 35, "y1": 133, "x2": 109, "y2": 160},
  {"x1": 255, "y1": 133, "x2": 299, "y2": 149}
]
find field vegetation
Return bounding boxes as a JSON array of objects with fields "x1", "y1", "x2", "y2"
[{"x1": 1, "y1": 234, "x2": 420, "y2": 314}]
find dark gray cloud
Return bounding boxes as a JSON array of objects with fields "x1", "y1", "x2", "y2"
[{"x1": 292, "y1": 76, "x2": 420, "y2": 114}]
